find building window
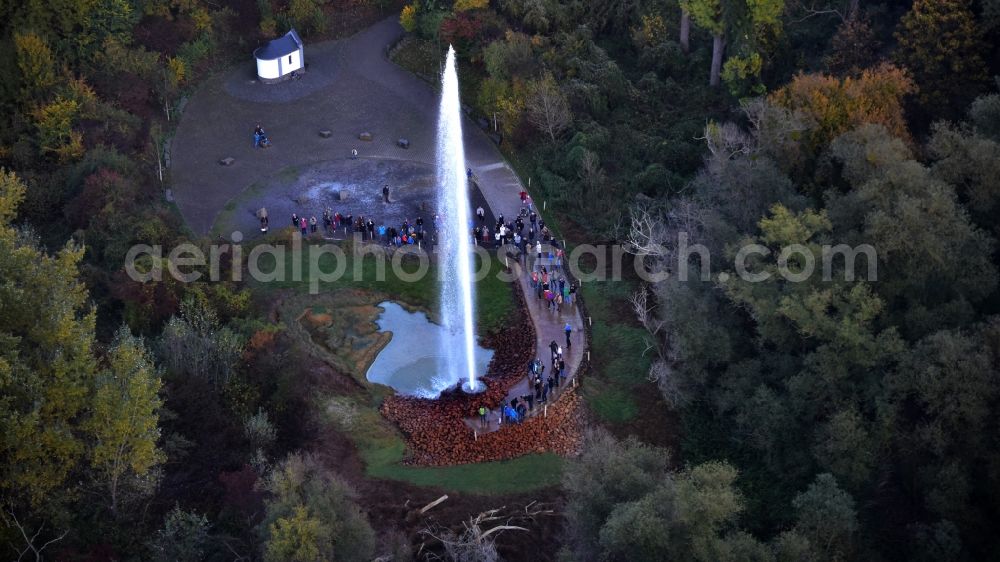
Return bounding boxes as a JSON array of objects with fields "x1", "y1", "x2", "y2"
[{"x1": 288, "y1": 55, "x2": 292, "y2": 64}]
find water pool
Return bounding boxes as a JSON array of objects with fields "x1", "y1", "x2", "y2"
[{"x1": 365, "y1": 302, "x2": 493, "y2": 398}]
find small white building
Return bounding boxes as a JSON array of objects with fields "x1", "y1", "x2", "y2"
[{"x1": 254, "y1": 29, "x2": 304, "y2": 83}]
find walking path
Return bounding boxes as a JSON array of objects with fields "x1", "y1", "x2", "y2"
[
  {"x1": 171, "y1": 15, "x2": 586, "y2": 436},
  {"x1": 463, "y1": 254, "x2": 586, "y2": 434}
]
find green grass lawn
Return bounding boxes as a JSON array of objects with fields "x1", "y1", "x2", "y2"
[
  {"x1": 248, "y1": 238, "x2": 513, "y2": 332},
  {"x1": 367, "y1": 441, "x2": 565, "y2": 494},
  {"x1": 578, "y1": 279, "x2": 651, "y2": 425}
]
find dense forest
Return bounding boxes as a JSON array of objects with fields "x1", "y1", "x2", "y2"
[{"x1": 1, "y1": 0, "x2": 1000, "y2": 559}]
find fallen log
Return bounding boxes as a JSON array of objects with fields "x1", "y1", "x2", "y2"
[{"x1": 420, "y1": 494, "x2": 449, "y2": 515}]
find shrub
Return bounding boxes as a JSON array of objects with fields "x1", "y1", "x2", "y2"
[
  {"x1": 417, "y1": 10, "x2": 448, "y2": 41},
  {"x1": 400, "y1": 4, "x2": 418, "y2": 32},
  {"x1": 453, "y1": 0, "x2": 488, "y2": 11},
  {"x1": 147, "y1": 506, "x2": 210, "y2": 562},
  {"x1": 259, "y1": 453, "x2": 375, "y2": 561}
]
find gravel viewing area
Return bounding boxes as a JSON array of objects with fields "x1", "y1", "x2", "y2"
[{"x1": 172, "y1": 16, "x2": 524, "y2": 236}]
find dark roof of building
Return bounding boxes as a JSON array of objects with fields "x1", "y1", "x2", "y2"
[{"x1": 254, "y1": 29, "x2": 303, "y2": 60}]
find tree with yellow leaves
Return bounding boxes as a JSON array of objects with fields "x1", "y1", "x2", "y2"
[
  {"x1": 400, "y1": 3, "x2": 419, "y2": 32},
  {"x1": 85, "y1": 327, "x2": 164, "y2": 517},
  {"x1": 259, "y1": 453, "x2": 374, "y2": 561},
  {"x1": 0, "y1": 168, "x2": 96, "y2": 510},
  {"x1": 453, "y1": 0, "x2": 488, "y2": 12},
  {"x1": 33, "y1": 96, "x2": 84, "y2": 162},
  {"x1": 13, "y1": 32, "x2": 57, "y2": 101},
  {"x1": 1, "y1": 168, "x2": 165, "y2": 538}
]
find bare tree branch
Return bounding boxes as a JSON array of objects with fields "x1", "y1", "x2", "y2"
[
  {"x1": 420, "y1": 505, "x2": 550, "y2": 562},
  {"x1": 2, "y1": 506, "x2": 68, "y2": 562},
  {"x1": 788, "y1": 0, "x2": 847, "y2": 23},
  {"x1": 526, "y1": 73, "x2": 572, "y2": 143}
]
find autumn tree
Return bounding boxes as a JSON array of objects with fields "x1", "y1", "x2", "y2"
[
  {"x1": 894, "y1": 0, "x2": 988, "y2": 121},
  {"x1": 0, "y1": 168, "x2": 96, "y2": 511},
  {"x1": 286, "y1": 0, "x2": 327, "y2": 36},
  {"x1": 0, "y1": 168, "x2": 164, "y2": 553},
  {"x1": 85, "y1": 326, "x2": 164, "y2": 517},
  {"x1": 400, "y1": 3, "x2": 418, "y2": 32},
  {"x1": 13, "y1": 32, "x2": 57, "y2": 101},
  {"x1": 769, "y1": 64, "x2": 915, "y2": 156},
  {"x1": 721, "y1": 0, "x2": 784, "y2": 97},
  {"x1": 721, "y1": 203, "x2": 902, "y2": 464},
  {"x1": 258, "y1": 453, "x2": 375, "y2": 561},
  {"x1": 33, "y1": 96, "x2": 85, "y2": 162},
  {"x1": 453, "y1": 0, "x2": 488, "y2": 11},
  {"x1": 632, "y1": 14, "x2": 668, "y2": 49}
]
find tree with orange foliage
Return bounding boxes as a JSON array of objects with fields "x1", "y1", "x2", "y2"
[{"x1": 769, "y1": 63, "x2": 915, "y2": 154}]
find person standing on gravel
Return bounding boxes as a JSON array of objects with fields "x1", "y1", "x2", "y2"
[{"x1": 382, "y1": 184, "x2": 390, "y2": 203}]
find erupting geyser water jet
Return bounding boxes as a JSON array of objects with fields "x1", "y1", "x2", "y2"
[{"x1": 437, "y1": 46, "x2": 483, "y2": 394}]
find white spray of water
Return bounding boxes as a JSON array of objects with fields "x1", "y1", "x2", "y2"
[{"x1": 437, "y1": 46, "x2": 481, "y2": 393}]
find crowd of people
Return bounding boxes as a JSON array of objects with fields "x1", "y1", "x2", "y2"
[
  {"x1": 472, "y1": 201, "x2": 553, "y2": 254},
  {"x1": 478, "y1": 334, "x2": 574, "y2": 428},
  {"x1": 254, "y1": 179, "x2": 566, "y2": 265},
  {"x1": 475, "y1": 189, "x2": 580, "y2": 429},
  {"x1": 254, "y1": 183, "x2": 436, "y2": 248}
]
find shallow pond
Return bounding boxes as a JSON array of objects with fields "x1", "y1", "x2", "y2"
[{"x1": 366, "y1": 301, "x2": 493, "y2": 398}]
